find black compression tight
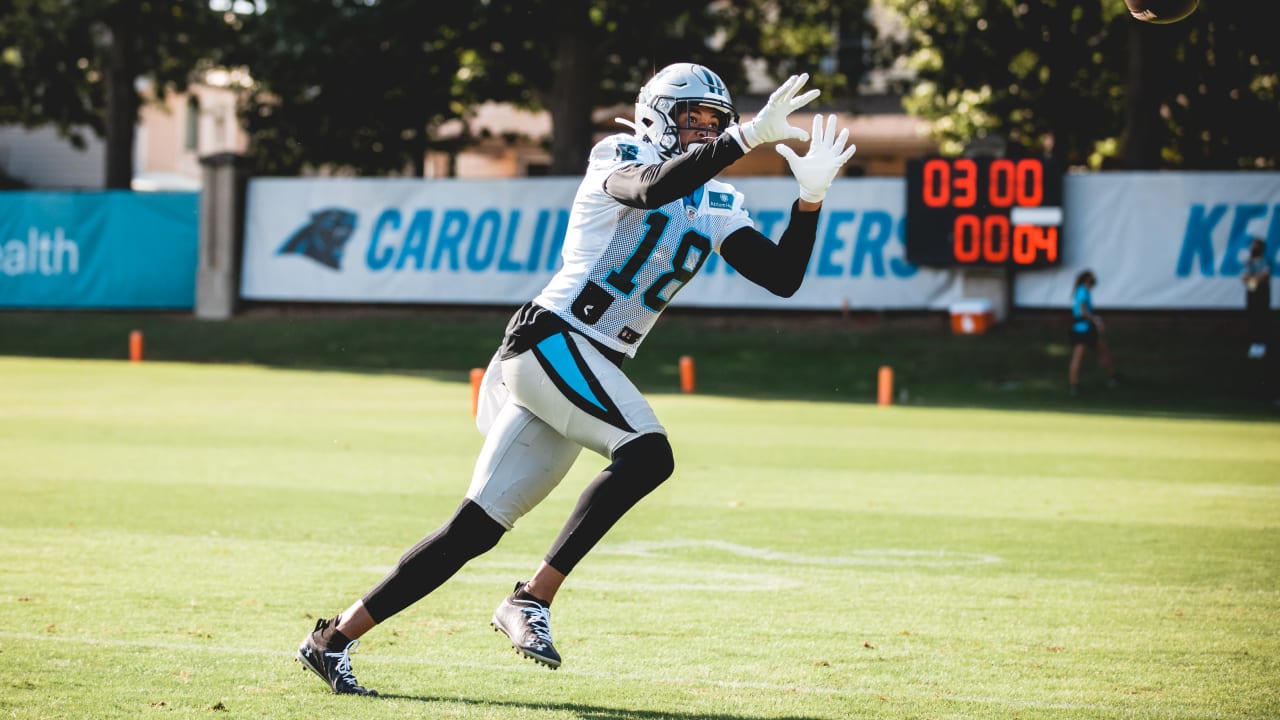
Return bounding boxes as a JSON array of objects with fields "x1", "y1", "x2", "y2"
[
  {"x1": 361, "y1": 433, "x2": 673, "y2": 621},
  {"x1": 545, "y1": 432, "x2": 675, "y2": 575},
  {"x1": 361, "y1": 499, "x2": 505, "y2": 623}
]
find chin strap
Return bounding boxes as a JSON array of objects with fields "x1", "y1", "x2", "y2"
[{"x1": 614, "y1": 117, "x2": 641, "y2": 133}]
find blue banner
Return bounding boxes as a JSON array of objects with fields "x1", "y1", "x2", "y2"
[{"x1": 0, "y1": 191, "x2": 199, "y2": 309}]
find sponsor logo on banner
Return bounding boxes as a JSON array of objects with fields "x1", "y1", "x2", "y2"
[
  {"x1": 1, "y1": 227, "x2": 80, "y2": 277},
  {"x1": 1176, "y1": 202, "x2": 1280, "y2": 277},
  {"x1": 0, "y1": 191, "x2": 197, "y2": 309}
]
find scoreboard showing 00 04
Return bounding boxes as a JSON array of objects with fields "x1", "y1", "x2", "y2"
[{"x1": 905, "y1": 156, "x2": 1064, "y2": 268}]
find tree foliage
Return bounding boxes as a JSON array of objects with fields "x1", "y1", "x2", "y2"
[
  {"x1": 230, "y1": 0, "x2": 484, "y2": 177},
  {"x1": 882, "y1": 0, "x2": 1278, "y2": 169},
  {"x1": 0, "y1": 0, "x2": 236, "y2": 187},
  {"x1": 2, "y1": 0, "x2": 878, "y2": 181},
  {"x1": 233, "y1": 0, "x2": 875, "y2": 176},
  {"x1": 1147, "y1": 3, "x2": 1279, "y2": 169}
]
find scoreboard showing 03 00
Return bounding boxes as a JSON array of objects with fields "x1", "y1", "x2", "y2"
[{"x1": 905, "y1": 156, "x2": 1064, "y2": 268}]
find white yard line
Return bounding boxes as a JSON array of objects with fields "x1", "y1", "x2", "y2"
[{"x1": 591, "y1": 540, "x2": 1004, "y2": 567}]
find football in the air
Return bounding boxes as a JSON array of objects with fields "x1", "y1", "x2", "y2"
[{"x1": 1124, "y1": 0, "x2": 1199, "y2": 24}]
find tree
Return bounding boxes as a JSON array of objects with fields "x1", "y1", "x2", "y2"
[
  {"x1": 880, "y1": 0, "x2": 1121, "y2": 166},
  {"x1": 881, "y1": 0, "x2": 1278, "y2": 169},
  {"x1": 1141, "y1": 3, "x2": 1279, "y2": 170},
  {"x1": 468, "y1": 0, "x2": 742, "y2": 176},
  {"x1": 234, "y1": 0, "x2": 876, "y2": 177},
  {"x1": 457, "y1": 0, "x2": 877, "y2": 175},
  {"x1": 230, "y1": 0, "x2": 484, "y2": 177},
  {"x1": 0, "y1": 0, "x2": 237, "y2": 188}
]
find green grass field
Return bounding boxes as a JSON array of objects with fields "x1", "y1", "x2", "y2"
[
  {"x1": 1, "y1": 352, "x2": 1277, "y2": 719},
  {"x1": 1, "y1": 308, "x2": 1278, "y2": 418}
]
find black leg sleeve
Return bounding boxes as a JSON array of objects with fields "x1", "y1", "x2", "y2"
[
  {"x1": 361, "y1": 499, "x2": 506, "y2": 623},
  {"x1": 544, "y1": 433, "x2": 675, "y2": 575}
]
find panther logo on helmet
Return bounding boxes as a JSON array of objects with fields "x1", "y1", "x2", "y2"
[
  {"x1": 695, "y1": 66, "x2": 729, "y2": 97},
  {"x1": 622, "y1": 63, "x2": 739, "y2": 160}
]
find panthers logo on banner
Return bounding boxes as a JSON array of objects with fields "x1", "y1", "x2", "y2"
[{"x1": 277, "y1": 208, "x2": 357, "y2": 270}]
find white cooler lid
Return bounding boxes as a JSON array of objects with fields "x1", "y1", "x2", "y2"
[{"x1": 949, "y1": 298, "x2": 994, "y2": 314}]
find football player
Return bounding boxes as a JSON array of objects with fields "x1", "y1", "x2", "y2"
[{"x1": 296, "y1": 62, "x2": 857, "y2": 694}]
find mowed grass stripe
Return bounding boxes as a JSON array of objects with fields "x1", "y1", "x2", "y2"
[
  {"x1": 1, "y1": 357, "x2": 1277, "y2": 719},
  {"x1": 4, "y1": 630, "x2": 1231, "y2": 716}
]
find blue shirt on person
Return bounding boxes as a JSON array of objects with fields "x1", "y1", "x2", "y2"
[{"x1": 1072, "y1": 284, "x2": 1093, "y2": 333}]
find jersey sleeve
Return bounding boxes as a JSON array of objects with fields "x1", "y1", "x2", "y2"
[
  {"x1": 602, "y1": 133, "x2": 747, "y2": 210},
  {"x1": 583, "y1": 134, "x2": 660, "y2": 187}
]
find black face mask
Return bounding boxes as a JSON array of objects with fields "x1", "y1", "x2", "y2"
[{"x1": 669, "y1": 100, "x2": 733, "y2": 139}]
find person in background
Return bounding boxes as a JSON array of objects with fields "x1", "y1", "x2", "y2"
[
  {"x1": 1242, "y1": 238, "x2": 1272, "y2": 359},
  {"x1": 1068, "y1": 269, "x2": 1118, "y2": 396},
  {"x1": 292, "y1": 63, "x2": 858, "y2": 695}
]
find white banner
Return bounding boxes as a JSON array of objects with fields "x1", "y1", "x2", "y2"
[
  {"x1": 242, "y1": 177, "x2": 569, "y2": 305},
  {"x1": 241, "y1": 176, "x2": 963, "y2": 310},
  {"x1": 241, "y1": 172, "x2": 1280, "y2": 310},
  {"x1": 1014, "y1": 172, "x2": 1280, "y2": 309}
]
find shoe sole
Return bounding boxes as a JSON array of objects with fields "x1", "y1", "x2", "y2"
[{"x1": 490, "y1": 619, "x2": 561, "y2": 669}]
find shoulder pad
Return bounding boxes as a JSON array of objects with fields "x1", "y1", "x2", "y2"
[{"x1": 590, "y1": 133, "x2": 660, "y2": 165}]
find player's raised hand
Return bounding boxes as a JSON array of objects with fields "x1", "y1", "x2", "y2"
[
  {"x1": 775, "y1": 114, "x2": 857, "y2": 204},
  {"x1": 727, "y1": 73, "x2": 821, "y2": 150}
]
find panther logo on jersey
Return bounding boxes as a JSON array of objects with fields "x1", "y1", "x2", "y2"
[
  {"x1": 616, "y1": 144, "x2": 639, "y2": 162},
  {"x1": 277, "y1": 208, "x2": 357, "y2": 270}
]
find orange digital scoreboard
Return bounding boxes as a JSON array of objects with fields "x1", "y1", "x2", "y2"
[{"x1": 905, "y1": 156, "x2": 1064, "y2": 268}]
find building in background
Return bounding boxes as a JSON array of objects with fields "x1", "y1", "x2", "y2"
[
  {"x1": 423, "y1": 97, "x2": 933, "y2": 180},
  {"x1": 0, "y1": 71, "x2": 250, "y2": 191},
  {"x1": 2, "y1": 58, "x2": 932, "y2": 189}
]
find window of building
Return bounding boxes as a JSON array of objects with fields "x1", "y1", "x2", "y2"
[{"x1": 185, "y1": 96, "x2": 201, "y2": 151}]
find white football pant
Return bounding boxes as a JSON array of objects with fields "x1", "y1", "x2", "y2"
[{"x1": 467, "y1": 332, "x2": 666, "y2": 529}]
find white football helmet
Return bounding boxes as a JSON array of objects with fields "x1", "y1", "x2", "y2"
[{"x1": 626, "y1": 63, "x2": 738, "y2": 159}]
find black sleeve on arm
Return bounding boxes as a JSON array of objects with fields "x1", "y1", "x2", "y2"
[
  {"x1": 602, "y1": 133, "x2": 746, "y2": 209},
  {"x1": 719, "y1": 201, "x2": 820, "y2": 298}
]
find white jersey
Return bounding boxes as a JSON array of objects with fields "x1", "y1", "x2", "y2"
[{"x1": 532, "y1": 133, "x2": 754, "y2": 357}]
